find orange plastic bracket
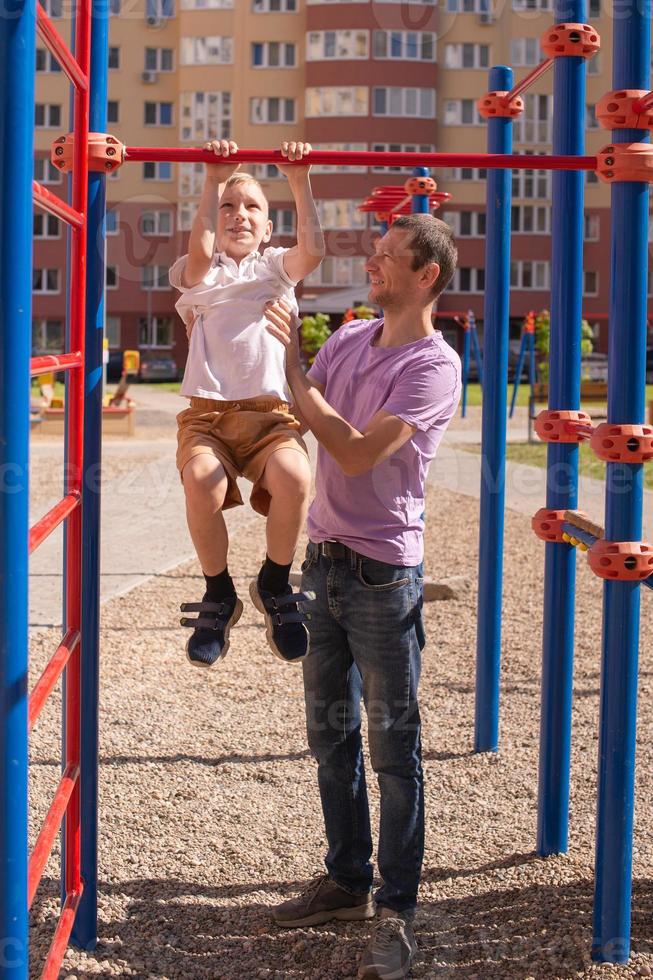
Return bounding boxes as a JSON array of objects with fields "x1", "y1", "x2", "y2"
[
  {"x1": 534, "y1": 409, "x2": 594, "y2": 443},
  {"x1": 404, "y1": 176, "x2": 437, "y2": 195},
  {"x1": 532, "y1": 507, "x2": 583, "y2": 543},
  {"x1": 51, "y1": 132, "x2": 125, "y2": 174},
  {"x1": 540, "y1": 23, "x2": 601, "y2": 58},
  {"x1": 589, "y1": 422, "x2": 653, "y2": 462},
  {"x1": 596, "y1": 142, "x2": 653, "y2": 183},
  {"x1": 596, "y1": 90, "x2": 653, "y2": 130},
  {"x1": 588, "y1": 539, "x2": 653, "y2": 581},
  {"x1": 477, "y1": 92, "x2": 524, "y2": 120}
]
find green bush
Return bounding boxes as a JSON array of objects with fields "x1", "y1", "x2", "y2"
[
  {"x1": 535, "y1": 308, "x2": 594, "y2": 382},
  {"x1": 300, "y1": 313, "x2": 332, "y2": 365}
]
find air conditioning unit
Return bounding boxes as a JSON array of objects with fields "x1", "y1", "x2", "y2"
[
  {"x1": 146, "y1": 14, "x2": 163, "y2": 26},
  {"x1": 478, "y1": 11, "x2": 495, "y2": 22},
  {"x1": 141, "y1": 70, "x2": 158, "y2": 83}
]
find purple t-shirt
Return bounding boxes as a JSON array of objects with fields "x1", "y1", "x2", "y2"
[{"x1": 306, "y1": 318, "x2": 461, "y2": 566}]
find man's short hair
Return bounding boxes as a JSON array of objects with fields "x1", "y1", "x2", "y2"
[{"x1": 391, "y1": 214, "x2": 458, "y2": 300}]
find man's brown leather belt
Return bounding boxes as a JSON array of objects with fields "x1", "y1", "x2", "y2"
[{"x1": 316, "y1": 540, "x2": 355, "y2": 561}]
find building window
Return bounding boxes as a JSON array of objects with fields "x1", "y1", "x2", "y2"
[
  {"x1": 512, "y1": 166, "x2": 550, "y2": 199},
  {"x1": 306, "y1": 87, "x2": 368, "y2": 118},
  {"x1": 106, "y1": 209, "x2": 119, "y2": 234},
  {"x1": 33, "y1": 268, "x2": 60, "y2": 293},
  {"x1": 181, "y1": 0, "x2": 233, "y2": 7},
  {"x1": 106, "y1": 315, "x2": 121, "y2": 348},
  {"x1": 584, "y1": 270, "x2": 598, "y2": 295},
  {"x1": 304, "y1": 256, "x2": 367, "y2": 287},
  {"x1": 35, "y1": 104, "x2": 61, "y2": 128},
  {"x1": 143, "y1": 161, "x2": 173, "y2": 180},
  {"x1": 588, "y1": 52, "x2": 601, "y2": 75},
  {"x1": 252, "y1": 0, "x2": 297, "y2": 10},
  {"x1": 34, "y1": 157, "x2": 62, "y2": 184},
  {"x1": 446, "y1": 0, "x2": 492, "y2": 12},
  {"x1": 139, "y1": 315, "x2": 174, "y2": 346},
  {"x1": 510, "y1": 260, "x2": 550, "y2": 290},
  {"x1": 107, "y1": 101, "x2": 119, "y2": 124},
  {"x1": 269, "y1": 208, "x2": 296, "y2": 234},
  {"x1": 442, "y1": 210, "x2": 486, "y2": 237},
  {"x1": 32, "y1": 319, "x2": 64, "y2": 354},
  {"x1": 452, "y1": 268, "x2": 486, "y2": 293},
  {"x1": 252, "y1": 41, "x2": 296, "y2": 67},
  {"x1": 312, "y1": 143, "x2": 368, "y2": 174},
  {"x1": 442, "y1": 167, "x2": 487, "y2": 182},
  {"x1": 514, "y1": 94, "x2": 552, "y2": 143},
  {"x1": 179, "y1": 162, "x2": 206, "y2": 196},
  {"x1": 106, "y1": 265, "x2": 119, "y2": 289},
  {"x1": 586, "y1": 170, "x2": 599, "y2": 185},
  {"x1": 444, "y1": 43, "x2": 489, "y2": 69},
  {"x1": 141, "y1": 210, "x2": 173, "y2": 235},
  {"x1": 585, "y1": 213, "x2": 600, "y2": 240},
  {"x1": 144, "y1": 102, "x2": 173, "y2": 126},
  {"x1": 443, "y1": 99, "x2": 481, "y2": 126},
  {"x1": 373, "y1": 87, "x2": 436, "y2": 118},
  {"x1": 250, "y1": 96, "x2": 296, "y2": 124},
  {"x1": 250, "y1": 164, "x2": 283, "y2": 180},
  {"x1": 371, "y1": 143, "x2": 435, "y2": 174},
  {"x1": 181, "y1": 36, "x2": 233, "y2": 65},
  {"x1": 586, "y1": 104, "x2": 599, "y2": 129},
  {"x1": 146, "y1": 0, "x2": 175, "y2": 20},
  {"x1": 306, "y1": 30, "x2": 369, "y2": 60},
  {"x1": 510, "y1": 38, "x2": 540, "y2": 66},
  {"x1": 178, "y1": 201, "x2": 198, "y2": 230},
  {"x1": 145, "y1": 47, "x2": 174, "y2": 71},
  {"x1": 373, "y1": 31, "x2": 436, "y2": 61},
  {"x1": 513, "y1": 0, "x2": 551, "y2": 8},
  {"x1": 42, "y1": 0, "x2": 63, "y2": 16},
  {"x1": 36, "y1": 49, "x2": 62, "y2": 72},
  {"x1": 108, "y1": 46, "x2": 120, "y2": 69},
  {"x1": 33, "y1": 212, "x2": 60, "y2": 238},
  {"x1": 181, "y1": 91, "x2": 231, "y2": 141},
  {"x1": 141, "y1": 266, "x2": 171, "y2": 290},
  {"x1": 511, "y1": 204, "x2": 550, "y2": 234},
  {"x1": 317, "y1": 200, "x2": 367, "y2": 229}
]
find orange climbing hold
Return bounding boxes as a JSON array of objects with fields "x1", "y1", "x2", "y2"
[
  {"x1": 534, "y1": 410, "x2": 593, "y2": 443},
  {"x1": 596, "y1": 90, "x2": 653, "y2": 130},
  {"x1": 589, "y1": 422, "x2": 653, "y2": 462},
  {"x1": 596, "y1": 143, "x2": 653, "y2": 183},
  {"x1": 404, "y1": 176, "x2": 437, "y2": 195},
  {"x1": 477, "y1": 92, "x2": 524, "y2": 120},
  {"x1": 588, "y1": 539, "x2": 653, "y2": 581},
  {"x1": 540, "y1": 23, "x2": 601, "y2": 58}
]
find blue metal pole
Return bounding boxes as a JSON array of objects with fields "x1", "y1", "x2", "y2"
[
  {"x1": 411, "y1": 166, "x2": 430, "y2": 215},
  {"x1": 470, "y1": 314, "x2": 483, "y2": 388},
  {"x1": 535, "y1": 0, "x2": 587, "y2": 857},
  {"x1": 593, "y1": 0, "x2": 650, "y2": 961},
  {"x1": 71, "y1": 0, "x2": 109, "y2": 951},
  {"x1": 0, "y1": 1, "x2": 35, "y2": 976},
  {"x1": 509, "y1": 332, "x2": 528, "y2": 418},
  {"x1": 474, "y1": 66, "x2": 513, "y2": 753}
]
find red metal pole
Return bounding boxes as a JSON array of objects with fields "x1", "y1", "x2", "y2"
[
  {"x1": 29, "y1": 629, "x2": 80, "y2": 732},
  {"x1": 29, "y1": 492, "x2": 81, "y2": 554},
  {"x1": 31, "y1": 351, "x2": 83, "y2": 376},
  {"x1": 28, "y1": 764, "x2": 79, "y2": 907},
  {"x1": 33, "y1": 181, "x2": 84, "y2": 228},
  {"x1": 36, "y1": 4, "x2": 88, "y2": 91},
  {"x1": 633, "y1": 90, "x2": 653, "y2": 113},
  {"x1": 501, "y1": 59, "x2": 554, "y2": 104}
]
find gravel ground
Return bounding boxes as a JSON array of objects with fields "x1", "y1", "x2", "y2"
[{"x1": 26, "y1": 479, "x2": 653, "y2": 979}]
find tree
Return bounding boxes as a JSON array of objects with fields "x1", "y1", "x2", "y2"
[
  {"x1": 534, "y1": 308, "x2": 594, "y2": 382},
  {"x1": 300, "y1": 313, "x2": 331, "y2": 366}
]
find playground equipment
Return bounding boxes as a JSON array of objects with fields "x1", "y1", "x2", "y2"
[
  {"x1": 1, "y1": 0, "x2": 652, "y2": 972},
  {"x1": 509, "y1": 310, "x2": 537, "y2": 421},
  {"x1": 454, "y1": 311, "x2": 484, "y2": 418}
]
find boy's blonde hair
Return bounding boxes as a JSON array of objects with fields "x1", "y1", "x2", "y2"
[{"x1": 224, "y1": 172, "x2": 263, "y2": 192}]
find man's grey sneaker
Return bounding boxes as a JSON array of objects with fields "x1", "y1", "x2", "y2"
[
  {"x1": 272, "y1": 874, "x2": 375, "y2": 928},
  {"x1": 180, "y1": 593, "x2": 243, "y2": 667},
  {"x1": 249, "y1": 577, "x2": 315, "y2": 663},
  {"x1": 357, "y1": 909, "x2": 418, "y2": 979}
]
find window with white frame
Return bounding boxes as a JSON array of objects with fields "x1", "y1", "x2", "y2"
[
  {"x1": 306, "y1": 87, "x2": 368, "y2": 117},
  {"x1": 269, "y1": 208, "x2": 295, "y2": 234},
  {"x1": 141, "y1": 266, "x2": 170, "y2": 290},
  {"x1": 317, "y1": 200, "x2": 367, "y2": 229},
  {"x1": 588, "y1": 52, "x2": 601, "y2": 75},
  {"x1": 442, "y1": 167, "x2": 488, "y2": 181},
  {"x1": 143, "y1": 161, "x2": 173, "y2": 181},
  {"x1": 304, "y1": 256, "x2": 367, "y2": 287},
  {"x1": 106, "y1": 265, "x2": 118, "y2": 290},
  {"x1": 510, "y1": 260, "x2": 550, "y2": 289},
  {"x1": 250, "y1": 164, "x2": 283, "y2": 180},
  {"x1": 33, "y1": 268, "x2": 60, "y2": 293},
  {"x1": 34, "y1": 157, "x2": 62, "y2": 184},
  {"x1": 32, "y1": 319, "x2": 64, "y2": 354},
  {"x1": 144, "y1": 102, "x2": 173, "y2": 126},
  {"x1": 373, "y1": 31, "x2": 435, "y2": 60},
  {"x1": 511, "y1": 204, "x2": 550, "y2": 233},
  {"x1": 446, "y1": 0, "x2": 492, "y2": 12},
  {"x1": 584, "y1": 270, "x2": 598, "y2": 295},
  {"x1": 181, "y1": 36, "x2": 233, "y2": 65},
  {"x1": 512, "y1": 166, "x2": 550, "y2": 198},
  {"x1": 145, "y1": 47, "x2": 174, "y2": 71},
  {"x1": 36, "y1": 49, "x2": 62, "y2": 72},
  {"x1": 513, "y1": 0, "x2": 551, "y2": 9},
  {"x1": 514, "y1": 94, "x2": 552, "y2": 143},
  {"x1": 371, "y1": 143, "x2": 435, "y2": 173},
  {"x1": 109, "y1": 46, "x2": 120, "y2": 69},
  {"x1": 106, "y1": 209, "x2": 119, "y2": 234},
  {"x1": 586, "y1": 104, "x2": 599, "y2": 128},
  {"x1": 312, "y1": 143, "x2": 368, "y2": 174},
  {"x1": 181, "y1": 91, "x2": 231, "y2": 141},
  {"x1": 146, "y1": 0, "x2": 175, "y2": 19},
  {"x1": 442, "y1": 210, "x2": 486, "y2": 237},
  {"x1": 106, "y1": 315, "x2": 121, "y2": 348},
  {"x1": 444, "y1": 43, "x2": 489, "y2": 69},
  {"x1": 250, "y1": 97, "x2": 296, "y2": 124},
  {"x1": 42, "y1": 0, "x2": 63, "y2": 14},
  {"x1": 252, "y1": 41, "x2": 296, "y2": 67},
  {"x1": 139, "y1": 316, "x2": 174, "y2": 346},
  {"x1": 178, "y1": 201, "x2": 198, "y2": 231},
  {"x1": 141, "y1": 210, "x2": 173, "y2": 235},
  {"x1": 510, "y1": 38, "x2": 540, "y2": 66},
  {"x1": 307, "y1": 30, "x2": 369, "y2": 60},
  {"x1": 35, "y1": 104, "x2": 61, "y2": 128},
  {"x1": 443, "y1": 99, "x2": 481, "y2": 126},
  {"x1": 373, "y1": 87, "x2": 436, "y2": 118},
  {"x1": 252, "y1": 0, "x2": 297, "y2": 10},
  {"x1": 180, "y1": 163, "x2": 206, "y2": 196},
  {"x1": 451, "y1": 268, "x2": 486, "y2": 293},
  {"x1": 33, "y1": 212, "x2": 60, "y2": 238},
  {"x1": 585, "y1": 213, "x2": 600, "y2": 240},
  {"x1": 181, "y1": 0, "x2": 232, "y2": 7}
]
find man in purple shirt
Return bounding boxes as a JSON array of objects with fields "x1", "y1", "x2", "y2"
[{"x1": 265, "y1": 214, "x2": 461, "y2": 979}]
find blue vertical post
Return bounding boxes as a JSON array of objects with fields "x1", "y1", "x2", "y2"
[
  {"x1": 474, "y1": 66, "x2": 513, "y2": 752},
  {"x1": 0, "y1": 2, "x2": 35, "y2": 976},
  {"x1": 71, "y1": 0, "x2": 109, "y2": 951},
  {"x1": 536, "y1": 0, "x2": 587, "y2": 856},
  {"x1": 509, "y1": 331, "x2": 528, "y2": 417},
  {"x1": 411, "y1": 165, "x2": 431, "y2": 215},
  {"x1": 593, "y1": 0, "x2": 650, "y2": 962}
]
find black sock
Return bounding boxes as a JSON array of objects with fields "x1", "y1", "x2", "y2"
[
  {"x1": 259, "y1": 555, "x2": 292, "y2": 595},
  {"x1": 203, "y1": 568, "x2": 236, "y2": 603}
]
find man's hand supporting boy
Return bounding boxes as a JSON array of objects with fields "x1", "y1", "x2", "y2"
[{"x1": 277, "y1": 141, "x2": 325, "y2": 283}]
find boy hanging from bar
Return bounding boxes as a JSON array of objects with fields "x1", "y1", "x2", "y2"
[{"x1": 170, "y1": 139, "x2": 324, "y2": 667}]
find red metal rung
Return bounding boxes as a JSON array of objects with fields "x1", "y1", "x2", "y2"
[
  {"x1": 534, "y1": 409, "x2": 594, "y2": 442},
  {"x1": 32, "y1": 181, "x2": 84, "y2": 229},
  {"x1": 589, "y1": 422, "x2": 653, "y2": 462},
  {"x1": 502, "y1": 59, "x2": 554, "y2": 105},
  {"x1": 29, "y1": 492, "x2": 81, "y2": 554},
  {"x1": 31, "y1": 351, "x2": 83, "y2": 377},
  {"x1": 36, "y1": 3, "x2": 88, "y2": 91},
  {"x1": 29, "y1": 629, "x2": 80, "y2": 733},
  {"x1": 40, "y1": 886, "x2": 84, "y2": 980},
  {"x1": 28, "y1": 764, "x2": 79, "y2": 908},
  {"x1": 588, "y1": 539, "x2": 653, "y2": 580}
]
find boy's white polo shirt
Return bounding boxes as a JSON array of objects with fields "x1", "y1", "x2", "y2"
[{"x1": 170, "y1": 246, "x2": 299, "y2": 402}]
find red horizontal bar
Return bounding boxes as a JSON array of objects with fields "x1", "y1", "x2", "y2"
[
  {"x1": 31, "y1": 351, "x2": 83, "y2": 377},
  {"x1": 124, "y1": 146, "x2": 598, "y2": 172},
  {"x1": 633, "y1": 91, "x2": 653, "y2": 113},
  {"x1": 33, "y1": 181, "x2": 84, "y2": 229},
  {"x1": 28, "y1": 764, "x2": 79, "y2": 908},
  {"x1": 503, "y1": 59, "x2": 554, "y2": 104},
  {"x1": 29, "y1": 629, "x2": 80, "y2": 733},
  {"x1": 36, "y1": 4, "x2": 88, "y2": 91},
  {"x1": 40, "y1": 886, "x2": 84, "y2": 980},
  {"x1": 29, "y1": 492, "x2": 81, "y2": 554}
]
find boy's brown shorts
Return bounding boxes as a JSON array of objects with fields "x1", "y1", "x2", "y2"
[{"x1": 176, "y1": 395, "x2": 309, "y2": 517}]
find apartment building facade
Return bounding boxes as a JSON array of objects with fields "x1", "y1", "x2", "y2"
[{"x1": 33, "y1": 0, "x2": 624, "y2": 374}]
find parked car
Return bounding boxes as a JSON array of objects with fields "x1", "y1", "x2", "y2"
[
  {"x1": 139, "y1": 353, "x2": 179, "y2": 382},
  {"x1": 106, "y1": 350, "x2": 124, "y2": 383}
]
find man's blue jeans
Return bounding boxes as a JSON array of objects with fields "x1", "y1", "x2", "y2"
[{"x1": 300, "y1": 541, "x2": 425, "y2": 915}]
